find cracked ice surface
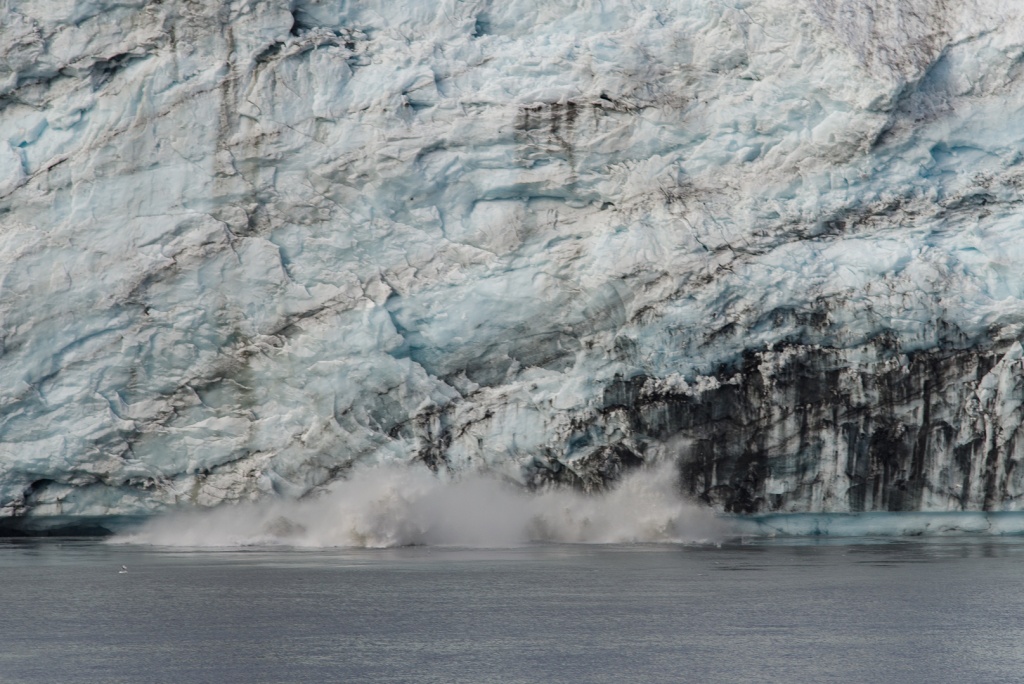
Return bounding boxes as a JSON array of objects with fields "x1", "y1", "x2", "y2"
[{"x1": 3, "y1": 0, "x2": 1024, "y2": 520}]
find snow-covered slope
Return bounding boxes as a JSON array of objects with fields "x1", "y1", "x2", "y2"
[{"x1": 4, "y1": 0, "x2": 1024, "y2": 522}]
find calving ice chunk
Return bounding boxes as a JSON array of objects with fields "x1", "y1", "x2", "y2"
[
  {"x1": 2, "y1": 0, "x2": 1024, "y2": 529},
  {"x1": 117, "y1": 462, "x2": 725, "y2": 547}
]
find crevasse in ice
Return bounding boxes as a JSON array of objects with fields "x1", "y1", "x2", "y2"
[{"x1": 3, "y1": 0, "x2": 1024, "y2": 521}]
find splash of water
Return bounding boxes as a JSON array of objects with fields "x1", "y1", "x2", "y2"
[{"x1": 116, "y1": 462, "x2": 727, "y2": 547}]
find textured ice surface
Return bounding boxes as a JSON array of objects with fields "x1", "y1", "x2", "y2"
[
  {"x1": 4, "y1": 1, "x2": 1024, "y2": 521},
  {"x1": 734, "y1": 511, "x2": 1024, "y2": 538}
]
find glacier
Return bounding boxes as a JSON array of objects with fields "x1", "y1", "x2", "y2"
[{"x1": 4, "y1": 0, "x2": 1024, "y2": 528}]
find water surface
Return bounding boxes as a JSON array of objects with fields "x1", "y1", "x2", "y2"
[{"x1": 2, "y1": 538, "x2": 1023, "y2": 683}]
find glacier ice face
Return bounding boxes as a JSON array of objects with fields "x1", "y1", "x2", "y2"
[{"x1": 4, "y1": 0, "x2": 1024, "y2": 522}]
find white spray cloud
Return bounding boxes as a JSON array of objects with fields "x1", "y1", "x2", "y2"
[{"x1": 115, "y1": 462, "x2": 728, "y2": 548}]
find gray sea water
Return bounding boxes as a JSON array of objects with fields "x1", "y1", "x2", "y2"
[{"x1": 2, "y1": 538, "x2": 1024, "y2": 683}]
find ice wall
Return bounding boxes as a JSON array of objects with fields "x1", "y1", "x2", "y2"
[{"x1": 3, "y1": 0, "x2": 1024, "y2": 521}]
